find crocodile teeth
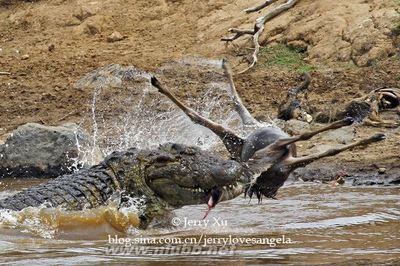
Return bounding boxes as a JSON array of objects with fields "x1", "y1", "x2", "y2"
[{"x1": 184, "y1": 187, "x2": 203, "y2": 193}]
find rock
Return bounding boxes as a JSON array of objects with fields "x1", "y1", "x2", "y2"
[
  {"x1": 287, "y1": 40, "x2": 308, "y2": 52},
  {"x1": 378, "y1": 167, "x2": 386, "y2": 174},
  {"x1": 73, "y1": 6, "x2": 96, "y2": 22},
  {"x1": 294, "y1": 162, "x2": 400, "y2": 186},
  {"x1": 352, "y1": 179, "x2": 385, "y2": 186},
  {"x1": 107, "y1": 31, "x2": 124, "y2": 42},
  {"x1": 389, "y1": 177, "x2": 400, "y2": 185},
  {"x1": 73, "y1": 16, "x2": 107, "y2": 36},
  {"x1": 64, "y1": 17, "x2": 82, "y2": 27},
  {"x1": 293, "y1": 165, "x2": 338, "y2": 183},
  {"x1": 0, "y1": 123, "x2": 103, "y2": 178},
  {"x1": 276, "y1": 119, "x2": 311, "y2": 135},
  {"x1": 20, "y1": 54, "x2": 29, "y2": 60},
  {"x1": 48, "y1": 44, "x2": 55, "y2": 52},
  {"x1": 320, "y1": 126, "x2": 355, "y2": 144}
]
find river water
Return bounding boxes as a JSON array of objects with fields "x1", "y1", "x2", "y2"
[{"x1": 0, "y1": 178, "x2": 399, "y2": 265}]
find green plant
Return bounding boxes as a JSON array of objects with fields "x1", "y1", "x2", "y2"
[{"x1": 260, "y1": 44, "x2": 316, "y2": 73}]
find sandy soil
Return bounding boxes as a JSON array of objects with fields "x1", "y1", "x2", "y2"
[{"x1": 0, "y1": 0, "x2": 399, "y2": 178}]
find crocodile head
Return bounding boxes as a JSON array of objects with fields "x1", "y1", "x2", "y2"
[
  {"x1": 144, "y1": 143, "x2": 244, "y2": 208},
  {"x1": 104, "y1": 143, "x2": 246, "y2": 227}
]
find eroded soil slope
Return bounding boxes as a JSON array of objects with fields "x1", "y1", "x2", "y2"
[{"x1": 0, "y1": 0, "x2": 399, "y2": 179}]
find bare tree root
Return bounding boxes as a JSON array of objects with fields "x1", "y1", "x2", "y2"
[
  {"x1": 237, "y1": 25, "x2": 263, "y2": 74},
  {"x1": 223, "y1": 0, "x2": 299, "y2": 74},
  {"x1": 221, "y1": 28, "x2": 255, "y2": 42},
  {"x1": 244, "y1": 0, "x2": 278, "y2": 14}
]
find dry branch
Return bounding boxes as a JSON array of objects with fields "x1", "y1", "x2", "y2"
[
  {"x1": 244, "y1": 0, "x2": 278, "y2": 13},
  {"x1": 221, "y1": 28, "x2": 255, "y2": 42},
  {"x1": 223, "y1": 0, "x2": 299, "y2": 74}
]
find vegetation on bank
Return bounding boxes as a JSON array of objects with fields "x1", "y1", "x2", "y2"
[{"x1": 260, "y1": 44, "x2": 316, "y2": 73}]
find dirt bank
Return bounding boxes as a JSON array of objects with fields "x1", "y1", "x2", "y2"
[{"x1": 0, "y1": 0, "x2": 399, "y2": 180}]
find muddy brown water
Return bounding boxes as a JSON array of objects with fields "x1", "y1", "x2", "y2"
[{"x1": 0, "y1": 178, "x2": 399, "y2": 265}]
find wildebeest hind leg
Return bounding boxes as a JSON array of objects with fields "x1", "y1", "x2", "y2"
[
  {"x1": 285, "y1": 133, "x2": 386, "y2": 168},
  {"x1": 271, "y1": 117, "x2": 355, "y2": 149}
]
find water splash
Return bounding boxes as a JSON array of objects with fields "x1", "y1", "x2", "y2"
[
  {"x1": 0, "y1": 196, "x2": 144, "y2": 239},
  {"x1": 76, "y1": 59, "x2": 270, "y2": 156},
  {"x1": 62, "y1": 123, "x2": 103, "y2": 172},
  {"x1": 91, "y1": 86, "x2": 100, "y2": 164}
]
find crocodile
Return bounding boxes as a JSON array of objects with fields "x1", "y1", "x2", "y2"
[{"x1": 0, "y1": 143, "x2": 245, "y2": 229}]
